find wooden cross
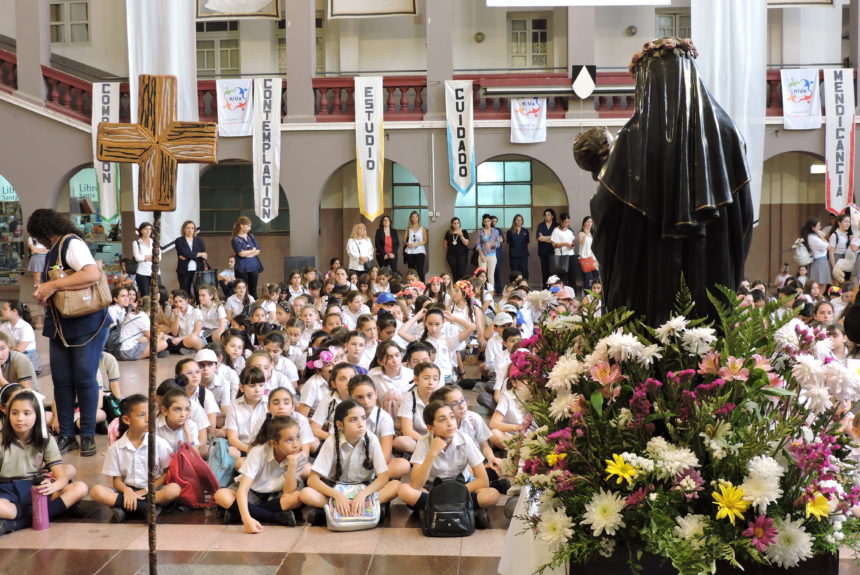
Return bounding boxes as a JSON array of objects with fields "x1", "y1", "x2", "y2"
[{"x1": 96, "y1": 74, "x2": 218, "y2": 211}]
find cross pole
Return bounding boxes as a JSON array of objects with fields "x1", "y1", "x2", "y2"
[{"x1": 97, "y1": 74, "x2": 217, "y2": 574}]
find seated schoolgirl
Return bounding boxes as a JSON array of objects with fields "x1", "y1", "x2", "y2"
[
  {"x1": 214, "y1": 415, "x2": 305, "y2": 531},
  {"x1": 0, "y1": 300, "x2": 41, "y2": 374},
  {"x1": 356, "y1": 315, "x2": 378, "y2": 369},
  {"x1": 489, "y1": 367, "x2": 526, "y2": 450},
  {"x1": 225, "y1": 366, "x2": 269, "y2": 465},
  {"x1": 367, "y1": 341, "x2": 414, "y2": 426},
  {"x1": 197, "y1": 346, "x2": 231, "y2": 423},
  {"x1": 397, "y1": 400, "x2": 499, "y2": 528},
  {"x1": 90, "y1": 395, "x2": 180, "y2": 522},
  {"x1": 0, "y1": 390, "x2": 88, "y2": 535},
  {"x1": 310, "y1": 362, "x2": 356, "y2": 443},
  {"x1": 349, "y1": 375, "x2": 409, "y2": 479},
  {"x1": 243, "y1": 351, "x2": 296, "y2": 398},
  {"x1": 261, "y1": 332, "x2": 300, "y2": 389},
  {"x1": 249, "y1": 387, "x2": 315, "y2": 463},
  {"x1": 221, "y1": 330, "x2": 247, "y2": 381},
  {"x1": 166, "y1": 290, "x2": 205, "y2": 354},
  {"x1": 155, "y1": 387, "x2": 201, "y2": 455},
  {"x1": 300, "y1": 399, "x2": 401, "y2": 526},
  {"x1": 298, "y1": 347, "x2": 336, "y2": 417},
  {"x1": 393, "y1": 362, "x2": 442, "y2": 455}
]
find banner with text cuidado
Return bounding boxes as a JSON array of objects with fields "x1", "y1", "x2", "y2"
[
  {"x1": 354, "y1": 76, "x2": 384, "y2": 221},
  {"x1": 91, "y1": 82, "x2": 121, "y2": 222},
  {"x1": 823, "y1": 68, "x2": 856, "y2": 215},
  {"x1": 216, "y1": 78, "x2": 253, "y2": 137},
  {"x1": 445, "y1": 80, "x2": 475, "y2": 195},
  {"x1": 780, "y1": 68, "x2": 821, "y2": 130},
  {"x1": 252, "y1": 77, "x2": 281, "y2": 223}
]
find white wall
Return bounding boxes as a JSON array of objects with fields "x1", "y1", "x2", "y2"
[
  {"x1": 240, "y1": 20, "x2": 277, "y2": 75},
  {"x1": 0, "y1": 0, "x2": 14, "y2": 39},
  {"x1": 595, "y1": 7, "x2": 656, "y2": 69},
  {"x1": 781, "y1": 4, "x2": 843, "y2": 66},
  {"x1": 51, "y1": 0, "x2": 127, "y2": 75}
]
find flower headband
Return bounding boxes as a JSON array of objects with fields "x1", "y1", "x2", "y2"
[
  {"x1": 306, "y1": 349, "x2": 334, "y2": 370},
  {"x1": 454, "y1": 279, "x2": 474, "y2": 299},
  {"x1": 473, "y1": 267, "x2": 486, "y2": 277},
  {"x1": 629, "y1": 37, "x2": 698, "y2": 75},
  {"x1": 429, "y1": 276, "x2": 443, "y2": 285}
]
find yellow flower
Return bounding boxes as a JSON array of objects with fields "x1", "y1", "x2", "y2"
[
  {"x1": 806, "y1": 492, "x2": 830, "y2": 521},
  {"x1": 605, "y1": 453, "x2": 638, "y2": 485},
  {"x1": 712, "y1": 482, "x2": 750, "y2": 525},
  {"x1": 546, "y1": 452, "x2": 567, "y2": 467}
]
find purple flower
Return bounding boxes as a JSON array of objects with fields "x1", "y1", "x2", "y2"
[
  {"x1": 743, "y1": 516, "x2": 777, "y2": 552},
  {"x1": 673, "y1": 468, "x2": 704, "y2": 501},
  {"x1": 714, "y1": 402, "x2": 736, "y2": 418},
  {"x1": 626, "y1": 485, "x2": 654, "y2": 508}
]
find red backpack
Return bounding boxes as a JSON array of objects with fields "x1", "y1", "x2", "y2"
[{"x1": 166, "y1": 443, "x2": 221, "y2": 508}]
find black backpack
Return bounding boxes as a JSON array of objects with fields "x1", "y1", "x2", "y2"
[
  {"x1": 421, "y1": 476, "x2": 474, "y2": 537},
  {"x1": 104, "y1": 324, "x2": 122, "y2": 356}
]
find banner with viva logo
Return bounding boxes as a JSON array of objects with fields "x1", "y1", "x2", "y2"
[
  {"x1": 354, "y1": 77, "x2": 384, "y2": 220},
  {"x1": 510, "y1": 97, "x2": 547, "y2": 143},
  {"x1": 823, "y1": 68, "x2": 856, "y2": 215},
  {"x1": 252, "y1": 78, "x2": 281, "y2": 223},
  {"x1": 780, "y1": 69, "x2": 821, "y2": 130},
  {"x1": 445, "y1": 80, "x2": 475, "y2": 195},
  {"x1": 216, "y1": 79, "x2": 254, "y2": 137},
  {"x1": 91, "y1": 82, "x2": 121, "y2": 222}
]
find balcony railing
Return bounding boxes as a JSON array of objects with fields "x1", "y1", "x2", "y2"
[{"x1": 0, "y1": 49, "x2": 17, "y2": 94}]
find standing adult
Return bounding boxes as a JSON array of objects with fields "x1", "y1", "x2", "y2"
[
  {"x1": 28, "y1": 208, "x2": 110, "y2": 457},
  {"x1": 375, "y1": 215, "x2": 400, "y2": 273},
  {"x1": 536, "y1": 209, "x2": 558, "y2": 286},
  {"x1": 403, "y1": 211, "x2": 428, "y2": 281},
  {"x1": 443, "y1": 217, "x2": 470, "y2": 281},
  {"x1": 551, "y1": 213, "x2": 577, "y2": 290},
  {"x1": 477, "y1": 214, "x2": 502, "y2": 292},
  {"x1": 231, "y1": 215, "x2": 263, "y2": 298},
  {"x1": 803, "y1": 218, "x2": 832, "y2": 285},
  {"x1": 132, "y1": 221, "x2": 154, "y2": 297},
  {"x1": 578, "y1": 216, "x2": 599, "y2": 291},
  {"x1": 506, "y1": 214, "x2": 530, "y2": 282},
  {"x1": 491, "y1": 215, "x2": 505, "y2": 295},
  {"x1": 175, "y1": 220, "x2": 207, "y2": 301},
  {"x1": 346, "y1": 223, "x2": 375, "y2": 277},
  {"x1": 27, "y1": 235, "x2": 48, "y2": 286}
]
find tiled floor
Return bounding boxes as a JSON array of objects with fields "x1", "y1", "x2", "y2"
[{"x1": 8, "y1": 335, "x2": 508, "y2": 575}]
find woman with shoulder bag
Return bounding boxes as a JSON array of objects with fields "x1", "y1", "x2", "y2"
[
  {"x1": 175, "y1": 220, "x2": 207, "y2": 301},
  {"x1": 347, "y1": 223, "x2": 375, "y2": 277},
  {"x1": 28, "y1": 209, "x2": 111, "y2": 458},
  {"x1": 375, "y1": 215, "x2": 400, "y2": 273},
  {"x1": 231, "y1": 216, "x2": 263, "y2": 298},
  {"x1": 578, "y1": 216, "x2": 599, "y2": 291}
]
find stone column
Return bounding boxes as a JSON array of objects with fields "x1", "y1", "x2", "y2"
[
  {"x1": 14, "y1": 0, "x2": 51, "y2": 104},
  {"x1": 425, "y1": 0, "x2": 454, "y2": 120},
  {"x1": 283, "y1": 0, "x2": 316, "y2": 122},
  {"x1": 566, "y1": 7, "x2": 597, "y2": 119}
]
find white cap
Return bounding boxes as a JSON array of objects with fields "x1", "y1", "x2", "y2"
[
  {"x1": 194, "y1": 349, "x2": 218, "y2": 364},
  {"x1": 547, "y1": 275, "x2": 560, "y2": 286},
  {"x1": 493, "y1": 312, "x2": 514, "y2": 326}
]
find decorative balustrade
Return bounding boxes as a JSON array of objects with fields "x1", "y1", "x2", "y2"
[
  {"x1": 314, "y1": 75, "x2": 426, "y2": 121},
  {"x1": 42, "y1": 66, "x2": 92, "y2": 122},
  {"x1": 0, "y1": 49, "x2": 16, "y2": 94}
]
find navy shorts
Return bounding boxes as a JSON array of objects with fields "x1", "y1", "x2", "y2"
[{"x1": 0, "y1": 479, "x2": 34, "y2": 508}]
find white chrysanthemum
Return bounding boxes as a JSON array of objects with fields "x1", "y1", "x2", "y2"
[
  {"x1": 742, "y1": 473, "x2": 782, "y2": 513},
  {"x1": 799, "y1": 384, "x2": 833, "y2": 414},
  {"x1": 645, "y1": 437, "x2": 670, "y2": 458},
  {"x1": 823, "y1": 362, "x2": 860, "y2": 403},
  {"x1": 673, "y1": 514, "x2": 706, "y2": 540},
  {"x1": 638, "y1": 344, "x2": 663, "y2": 368},
  {"x1": 792, "y1": 354, "x2": 825, "y2": 388},
  {"x1": 549, "y1": 393, "x2": 574, "y2": 422},
  {"x1": 583, "y1": 347, "x2": 609, "y2": 370},
  {"x1": 774, "y1": 318, "x2": 803, "y2": 349},
  {"x1": 547, "y1": 354, "x2": 584, "y2": 392},
  {"x1": 603, "y1": 329, "x2": 646, "y2": 363},
  {"x1": 655, "y1": 316, "x2": 689, "y2": 344},
  {"x1": 537, "y1": 507, "x2": 573, "y2": 549},
  {"x1": 580, "y1": 489, "x2": 626, "y2": 536},
  {"x1": 765, "y1": 517, "x2": 813, "y2": 568},
  {"x1": 598, "y1": 538, "x2": 616, "y2": 558},
  {"x1": 747, "y1": 456, "x2": 785, "y2": 479},
  {"x1": 546, "y1": 314, "x2": 581, "y2": 332},
  {"x1": 680, "y1": 327, "x2": 717, "y2": 356},
  {"x1": 814, "y1": 338, "x2": 833, "y2": 360},
  {"x1": 622, "y1": 452, "x2": 655, "y2": 473},
  {"x1": 526, "y1": 290, "x2": 556, "y2": 313},
  {"x1": 645, "y1": 438, "x2": 698, "y2": 479}
]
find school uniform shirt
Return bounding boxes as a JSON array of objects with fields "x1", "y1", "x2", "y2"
[
  {"x1": 341, "y1": 309, "x2": 361, "y2": 331},
  {"x1": 311, "y1": 392, "x2": 342, "y2": 430},
  {"x1": 102, "y1": 432, "x2": 173, "y2": 489},
  {"x1": 366, "y1": 406, "x2": 395, "y2": 439},
  {"x1": 190, "y1": 400, "x2": 211, "y2": 431},
  {"x1": 119, "y1": 311, "x2": 149, "y2": 353},
  {"x1": 0, "y1": 435, "x2": 62, "y2": 480},
  {"x1": 1, "y1": 318, "x2": 37, "y2": 352},
  {"x1": 410, "y1": 430, "x2": 484, "y2": 484},
  {"x1": 267, "y1": 370, "x2": 297, "y2": 398},
  {"x1": 2, "y1": 350, "x2": 36, "y2": 388},
  {"x1": 299, "y1": 374, "x2": 329, "y2": 413},
  {"x1": 312, "y1": 432, "x2": 388, "y2": 483},
  {"x1": 459, "y1": 411, "x2": 493, "y2": 445},
  {"x1": 190, "y1": 385, "x2": 221, "y2": 418},
  {"x1": 368, "y1": 366, "x2": 414, "y2": 399},
  {"x1": 287, "y1": 346, "x2": 305, "y2": 371},
  {"x1": 218, "y1": 364, "x2": 239, "y2": 400},
  {"x1": 493, "y1": 351, "x2": 512, "y2": 392},
  {"x1": 225, "y1": 295, "x2": 254, "y2": 318},
  {"x1": 224, "y1": 396, "x2": 269, "y2": 445},
  {"x1": 359, "y1": 341, "x2": 377, "y2": 370},
  {"x1": 96, "y1": 352, "x2": 120, "y2": 393},
  {"x1": 249, "y1": 410, "x2": 314, "y2": 447},
  {"x1": 176, "y1": 306, "x2": 203, "y2": 338},
  {"x1": 155, "y1": 415, "x2": 200, "y2": 453},
  {"x1": 286, "y1": 286, "x2": 308, "y2": 302},
  {"x1": 199, "y1": 303, "x2": 227, "y2": 331},
  {"x1": 397, "y1": 387, "x2": 429, "y2": 435},
  {"x1": 423, "y1": 326, "x2": 460, "y2": 379},
  {"x1": 484, "y1": 334, "x2": 503, "y2": 373},
  {"x1": 273, "y1": 356, "x2": 300, "y2": 386},
  {"x1": 239, "y1": 443, "x2": 307, "y2": 494},
  {"x1": 450, "y1": 303, "x2": 477, "y2": 351},
  {"x1": 107, "y1": 304, "x2": 126, "y2": 328},
  {"x1": 204, "y1": 371, "x2": 231, "y2": 411},
  {"x1": 495, "y1": 388, "x2": 523, "y2": 426},
  {"x1": 260, "y1": 300, "x2": 276, "y2": 321}
]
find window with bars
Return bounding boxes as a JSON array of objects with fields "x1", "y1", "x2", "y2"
[
  {"x1": 455, "y1": 160, "x2": 533, "y2": 231},
  {"x1": 196, "y1": 21, "x2": 240, "y2": 77},
  {"x1": 508, "y1": 13, "x2": 551, "y2": 69},
  {"x1": 199, "y1": 164, "x2": 289, "y2": 233},
  {"x1": 655, "y1": 10, "x2": 691, "y2": 39},
  {"x1": 391, "y1": 162, "x2": 428, "y2": 230},
  {"x1": 50, "y1": 1, "x2": 89, "y2": 44}
]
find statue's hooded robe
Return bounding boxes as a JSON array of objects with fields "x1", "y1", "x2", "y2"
[{"x1": 590, "y1": 45, "x2": 755, "y2": 325}]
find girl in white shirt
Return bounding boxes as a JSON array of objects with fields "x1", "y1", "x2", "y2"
[
  {"x1": 225, "y1": 279, "x2": 255, "y2": 322},
  {"x1": 298, "y1": 347, "x2": 336, "y2": 417},
  {"x1": 197, "y1": 285, "x2": 227, "y2": 344},
  {"x1": 155, "y1": 388, "x2": 200, "y2": 454},
  {"x1": 803, "y1": 217, "x2": 833, "y2": 285},
  {"x1": 225, "y1": 366, "x2": 269, "y2": 465},
  {"x1": 394, "y1": 362, "x2": 441, "y2": 455},
  {"x1": 260, "y1": 283, "x2": 281, "y2": 323},
  {"x1": 397, "y1": 307, "x2": 475, "y2": 383},
  {"x1": 349, "y1": 375, "x2": 409, "y2": 479},
  {"x1": 0, "y1": 300, "x2": 41, "y2": 373},
  {"x1": 489, "y1": 367, "x2": 526, "y2": 449},
  {"x1": 310, "y1": 362, "x2": 356, "y2": 443},
  {"x1": 285, "y1": 269, "x2": 308, "y2": 303}
]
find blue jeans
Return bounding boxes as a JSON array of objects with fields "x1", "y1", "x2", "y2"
[{"x1": 49, "y1": 319, "x2": 110, "y2": 437}]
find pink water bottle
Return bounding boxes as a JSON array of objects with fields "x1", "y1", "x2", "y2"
[{"x1": 31, "y1": 473, "x2": 50, "y2": 531}]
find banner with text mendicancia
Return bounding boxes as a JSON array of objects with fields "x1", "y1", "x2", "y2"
[
  {"x1": 91, "y1": 82, "x2": 120, "y2": 222},
  {"x1": 823, "y1": 68, "x2": 856, "y2": 215},
  {"x1": 510, "y1": 97, "x2": 547, "y2": 144},
  {"x1": 252, "y1": 78, "x2": 281, "y2": 223},
  {"x1": 780, "y1": 68, "x2": 821, "y2": 130},
  {"x1": 354, "y1": 76, "x2": 384, "y2": 220},
  {"x1": 216, "y1": 79, "x2": 253, "y2": 137},
  {"x1": 445, "y1": 80, "x2": 475, "y2": 195}
]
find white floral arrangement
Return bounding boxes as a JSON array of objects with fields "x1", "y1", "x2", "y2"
[{"x1": 506, "y1": 287, "x2": 860, "y2": 574}]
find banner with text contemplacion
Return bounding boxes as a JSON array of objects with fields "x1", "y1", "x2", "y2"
[
  {"x1": 445, "y1": 80, "x2": 475, "y2": 196},
  {"x1": 91, "y1": 82, "x2": 121, "y2": 222},
  {"x1": 823, "y1": 68, "x2": 856, "y2": 215},
  {"x1": 252, "y1": 77, "x2": 281, "y2": 223},
  {"x1": 354, "y1": 76, "x2": 384, "y2": 221}
]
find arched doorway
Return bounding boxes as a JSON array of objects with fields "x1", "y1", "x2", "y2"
[{"x1": 749, "y1": 151, "x2": 827, "y2": 288}]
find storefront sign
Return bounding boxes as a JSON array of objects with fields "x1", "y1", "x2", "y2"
[{"x1": 252, "y1": 77, "x2": 282, "y2": 223}]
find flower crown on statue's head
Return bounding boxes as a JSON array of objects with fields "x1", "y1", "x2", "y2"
[
  {"x1": 307, "y1": 349, "x2": 334, "y2": 370},
  {"x1": 629, "y1": 37, "x2": 698, "y2": 75}
]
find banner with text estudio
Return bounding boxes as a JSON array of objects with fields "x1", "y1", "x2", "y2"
[
  {"x1": 252, "y1": 77, "x2": 281, "y2": 223},
  {"x1": 780, "y1": 68, "x2": 821, "y2": 130},
  {"x1": 91, "y1": 82, "x2": 121, "y2": 222},
  {"x1": 216, "y1": 78, "x2": 253, "y2": 137},
  {"x1": 354, "y1": 76, "x2": 384, "y2": 220},
  {"x1": 445, "y1": 80, "x2": 475, "y2": 195},
  {"x1": 823, "y1": 68, "x2": 856, "y2": 215}
]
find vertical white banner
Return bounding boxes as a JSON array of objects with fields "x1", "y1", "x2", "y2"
[
  {"x1": 823, "y1": 68, "x2": 856, "y2": 215},
  {"x1": 216, "y1": 78, "x2": 254, "y2": 137},
  {"x1": 510, "y1": 97, "x2": 547, "y2": 143},
  {"x1": 780, "y1": 69, "x2": 821, "y2": 130},
  {"x1": 445, "y1": 80, "x2": 475, "y2": 195},
  {"x1": 354, "y1": 76, "x2": 384, "y2": 221},
  {"x1": 91, "y1": 82, "x2": 121, "y2": 222},
  {"x1": 252, "y1": 77, "x2": 282, "y2": 223}
]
